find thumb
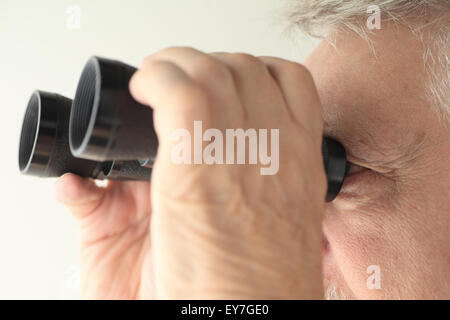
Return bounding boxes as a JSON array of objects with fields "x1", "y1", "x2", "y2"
[{"x1": 53, "y1": 173, "x2": 105, "y2": 220}]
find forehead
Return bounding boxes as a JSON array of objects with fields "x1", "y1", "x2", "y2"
[{"x1": 304, "y1": 24, "x2": 436, "y2": 167}]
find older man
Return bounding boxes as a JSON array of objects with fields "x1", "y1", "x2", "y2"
[{"x1": 54, "y1": 0, "x2": 449, "y2": 299}]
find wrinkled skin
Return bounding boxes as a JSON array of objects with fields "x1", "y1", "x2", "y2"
[
  {"x1": 305, "y1": 23, "x2": 450, "y2": 299},
  {"x1": 54, "y1": 20, "x2": 450, "y2": 299}
]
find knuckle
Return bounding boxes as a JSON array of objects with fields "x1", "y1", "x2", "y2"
[
  {"x1": 171, "y1": 83, "x2": 207, "y2": 108},
  {"x1": 231, "y1": 52, "x2": 261, "y2": 65},
  {"x1": 140, "y1": 59, "x2": 165, "y2": 71},
  {"x1": 282, "y1": 61, "x2": 313, "y2": 81},
  {"x1": 141, "y1": 46, "x2": 196, "y2": 67},
  {"x1": 160, "y1": 46, "x2": 192, "y2": 54},
  {"x1": 231, "y1": 53, "x2": 267, "y2": 75},
  {"x1": 191, "y1": 56, "x2": 231, "y2": 82},
  {"x1": 141, "y1": 54, "x2": 154, "y2": 68},
  {"x1": 169, "y1": 84, "x2": 211, "y2": 116}
]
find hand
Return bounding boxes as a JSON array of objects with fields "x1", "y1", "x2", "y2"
[
  {"x1": 54, "y1": 174, "x2": 154, "y2": 299},
  {"x1": 129, "y1": 47, "x2": 326, "y2": 299}
]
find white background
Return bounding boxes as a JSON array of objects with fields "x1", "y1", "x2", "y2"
[{"x1": 0, "y1": 0, "x2": 318, "y2": 299}]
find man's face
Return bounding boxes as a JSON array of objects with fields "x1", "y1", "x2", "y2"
[{"x1": 304, "y1": 22, "x2": 450, "y2": 299}]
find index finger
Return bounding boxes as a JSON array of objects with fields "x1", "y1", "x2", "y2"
[{"x1": 259, "y1": 56, "x2": 323, "y2": 143}]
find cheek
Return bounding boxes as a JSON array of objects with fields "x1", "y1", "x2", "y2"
[{"x1": 323, "y1": 200, "x2": 416, "y2": 299}]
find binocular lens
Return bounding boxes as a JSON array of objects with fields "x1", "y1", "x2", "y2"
[
  {"x1": 19, "y1": 90, "x2": 102, "y2": 178},
  {"x1": 19, "y1": 93, "x2": 40, "y2": 174}
]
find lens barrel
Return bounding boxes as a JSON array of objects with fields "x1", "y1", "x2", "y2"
[
  {"x1": 69, "y1": 56, "x2": 158, "y2": 162},
  {"x1": 18, "y1": 91, "x2": 151, "y2": 181}
]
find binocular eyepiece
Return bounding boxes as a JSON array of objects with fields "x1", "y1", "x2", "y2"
[{"x1": 18, "y1": 56, "x2": 348, "y2": 201}]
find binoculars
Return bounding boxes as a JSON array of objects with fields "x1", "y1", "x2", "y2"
[{"x1": 18, "y1": 56, "x2": 348, "y2": 201}]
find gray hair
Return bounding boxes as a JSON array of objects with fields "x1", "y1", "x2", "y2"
[{"x1": 283, "y1": 0, "x2": 450, "y2": 121}]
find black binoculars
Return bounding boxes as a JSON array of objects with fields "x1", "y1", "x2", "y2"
[{"x1": 18, "y1": 56, "x2": 348, "y2": 201}]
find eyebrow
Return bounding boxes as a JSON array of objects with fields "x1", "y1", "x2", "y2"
[{"x1": 323, "y1": 111, "x2": 427, "y2": 174}]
